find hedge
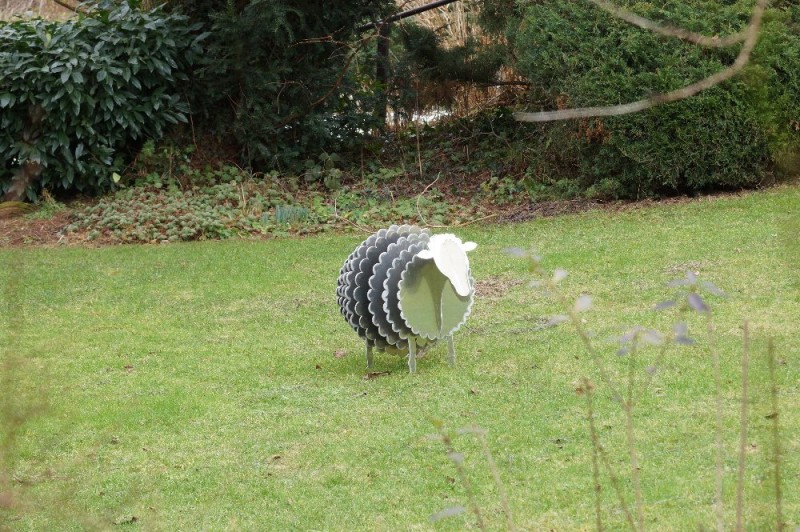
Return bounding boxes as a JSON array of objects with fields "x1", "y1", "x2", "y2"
[
  {"x1": 0, "y1": 0, "x2": 203, "y2": 200},
  {"x1": 502, "y1": 1, "x2": 800, "y2": 198}
]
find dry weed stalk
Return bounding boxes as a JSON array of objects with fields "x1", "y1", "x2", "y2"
[
  {"x1": 734, "y1": 321, "x2": 750, "y2": 531},
  {"x1": 766, "y1": 339, "x2": 784, "y2": 531},
  {"x1": 580, "y1": 378, "x2": 604, "y2": 531},
  {"x1": 431, "y1": 419, "x2": 487, "y2": 530},
  {"x1": 505, "y1": 250, "x2": 786, "y2": 530},
  {"x1": 705, "y1": 312, "x2": 725, "y2": 532}
]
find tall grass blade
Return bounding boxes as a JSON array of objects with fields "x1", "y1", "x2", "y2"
[
  {"x1": 708, "y1": 315, "x2": 725, "y2": 532},
  {"x1": 735, "y1": 321, "x2": 749, "y2": 531},
  {"x1": 582, "y1": 377, "x2": 604, "y2": 531},
  {"x1": 474, "y1": 429, "x2": 515, "y2": 531},
  {"x1": 767, "y1": 339, "x2": 784, "y2": 531}
]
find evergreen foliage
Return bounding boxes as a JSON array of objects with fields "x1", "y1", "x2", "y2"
[
  {"x1": 0, "y1": 0, "x2": 202, "y2": 200},
  {"x1": 169, "y1": 0, "x2": 395, "y2": 171},
  {"x1": 398, "y1": 23, "x2": 506, "y2": 85},
  {"x1": 495, "y1": 0, "x2": 800, "y2": 198},
  {"x1": 387, "y1": 21, "x2": 507, "y2": 119}
]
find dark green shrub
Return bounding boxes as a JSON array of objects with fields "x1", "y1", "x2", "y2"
[
  {"x1": 65, "y1": 169, "x2": 297, "y2": 243},
  {"x1": 387, "y1": 22, "x2": 508, "y2": 120},
  {"x1": 170, "y1": 0, "x2": 395, "y2": 172},
  {"x1": 497, "y1": 1, "x2": 800, "y2": 198},
  {"x1": 0, "y1": 1, "x2": 203, "y2": 200}
]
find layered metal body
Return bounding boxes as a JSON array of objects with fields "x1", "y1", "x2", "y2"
[{"x1": 336, "y1": 225, "x2": 475, "y2": 372}]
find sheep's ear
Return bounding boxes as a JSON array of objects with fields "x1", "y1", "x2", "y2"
[
  {"x1": 417, "y1": 249, "x2": 434, "y2": 260},
  {"x1": 463, "y1": 241, "x2": 477, "y2": 252}
]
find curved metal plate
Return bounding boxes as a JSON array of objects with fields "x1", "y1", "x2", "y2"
[
  {"x1": 340, "y1": 231, "x2": 381, "y2": 339},
  {"x1": 361, "y1": 225, "x2": 428, "y2": 348},
  {"x1": 383, "y1": 232, "x2": 430, "y2": 342},
  {"x1": 368, "y1": 226, "x2": 426, "y2": 347},
  {"x1": 398, "y1": 252, "x2": 474, "y2": 341}
]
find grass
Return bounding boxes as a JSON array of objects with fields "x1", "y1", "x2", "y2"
[{"x1": 1, "y1": 185, "x2": 799, "y2": 529}]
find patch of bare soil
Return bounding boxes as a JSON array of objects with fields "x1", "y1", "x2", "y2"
[
  {"x1": 490, "y1": 189, "x2": 756, "y2": 224},
  {"x1": 493, "y1": 198, "x2": 606, "y2": 222},
  {"x1": 474, "y1": 276, "x2": 525, "y2": 299},
  {"x1": 0, "y1": 211, "x2": 71, "y2": 247}
]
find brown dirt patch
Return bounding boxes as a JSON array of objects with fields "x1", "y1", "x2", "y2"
[
  {"x1": 493, "y1": 198, "x2": 606, "y2": 222},
  {"x1": 474, "y1": 275, "x2": 525, "y2": 299},
  {"x1": 0, "y1": 211, "x2": 72, "y2": 247}
]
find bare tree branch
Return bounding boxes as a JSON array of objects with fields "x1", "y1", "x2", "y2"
[
  {"x1": 478, "y1": 80, "x2": 532, "y2": 87},
  {"x1": 275, "y1": 31, "x2": 379, "y2": 128},
  {"x1": 49, "y1": 0, "x2": 82, "y2": 14},
  {"x1": 513, "y1": 0, "x2": 768, "y2": 123},
  {"x1": 589, "y1": 0, "x2": 747, "y2": 48}
]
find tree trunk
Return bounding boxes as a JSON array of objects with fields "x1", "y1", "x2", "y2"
[
  {"x1": 4, "y1": 105, "x2": 46, "y2": 202},
  {"x1": 3, "y1": 162, "x2": 42, "y2": 202}
]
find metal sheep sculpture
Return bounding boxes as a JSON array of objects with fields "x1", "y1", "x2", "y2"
[{"x1": 336, "y1": 225, "x2": 476, "y2": 373}]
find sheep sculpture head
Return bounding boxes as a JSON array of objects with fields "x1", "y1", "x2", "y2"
[
  {"x1": 417, "y1": 234, "x2": 478, "y2": 297},
  {"x1": 336, "y1": 225, "x2": 476, "y2": 373}
]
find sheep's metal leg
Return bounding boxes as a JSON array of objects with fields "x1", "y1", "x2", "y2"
[
  {"x1": 366, "y1": 340, "x2": 374, "y2": 369},
  {"x1": 408, "y1": 339, "x2": 417, "y2": 374},
  {"x1": 447, "y1": 335, "x2": 456, "y2": 366}
]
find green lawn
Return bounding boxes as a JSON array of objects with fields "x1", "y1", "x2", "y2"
[{"x1": 2, "y1": 186, "x2": 798, "y2": 530}]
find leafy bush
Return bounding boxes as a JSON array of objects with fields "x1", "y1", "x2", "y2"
[
  {"x1": 389, "y1": 22, "x2": 507, "y2": 118},
  {"x1": 170, "y1": 0, "x2": 395, "y2": 172},
  {"x1": 0, "y1": 0, "x2": 203, "y2": 200},
  {"x1": 66, "y1": 170, "x2": 296, "y2": 243},
  {"x1": 496, "y1": 1, "x2": 800, "y2": 198},
  {"x1": 64, "y1": 163, "x2": 486, "y2": 244}
]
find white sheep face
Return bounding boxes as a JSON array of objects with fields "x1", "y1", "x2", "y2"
[{"x1": 416, "y1": 234, "x2": 477, "y2": 297}]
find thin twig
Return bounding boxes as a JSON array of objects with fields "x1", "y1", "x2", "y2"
[
  {"x1": 625, "y1": 337, "x2": 644, "y2": 531},
  {"x1": 559, "y1": 295, "x2": 623, "y2": 404},
  {"x1": 640, "y1": 336, "x2": 670, "y2": 394},
  {"x1": 332, "y1": 196, "x2": 375, "y2": 234},
  {"x1": 188, "y1": 113, "x2": 200, "y2": 158},
  {"x1": 415, "y1": 93, "x2": 423, "y2": 178},
  {"x1": 435, "y1": 425, "x2": 487, "y2": 531},
  {"x1": 589, "y1": 0, "x2": 747, "y2": 47},
  {"x1": 735, "y1": 321, "x2": 750, "y2": 531},
  {"x1": 528, "y1": 259, "x2": 624, "y2": 401},
  {"x1": 49, "y1": 0, "x2": 82, "y2": 14},
  {"x1": 594, "y1": 425, "x2": 637, "y2": 529},
  {"x1": 513, "y1": 0, "x2": 768, "y2": 122},
  {"x1": 276, "y1": 31, "x2": 378, "y2": 128},
  {"x1": 448, "y1": 212, "x2": 498, "y2": 228},
  {"x1": 415, "y1": 173, "x2": 440, "y2": 227},
  {"x1": 766, "y1": 339, "x2": 784, "y2": 531},
  {"x1": 582, "y1": 377, "x2": 604, "y2": 532},
  {"x1": 708, "y1": 314, "x2": 725, "y2": 532},
  {"x1": 472, "y1": 428, "x2": 515, "y2": 531}
]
